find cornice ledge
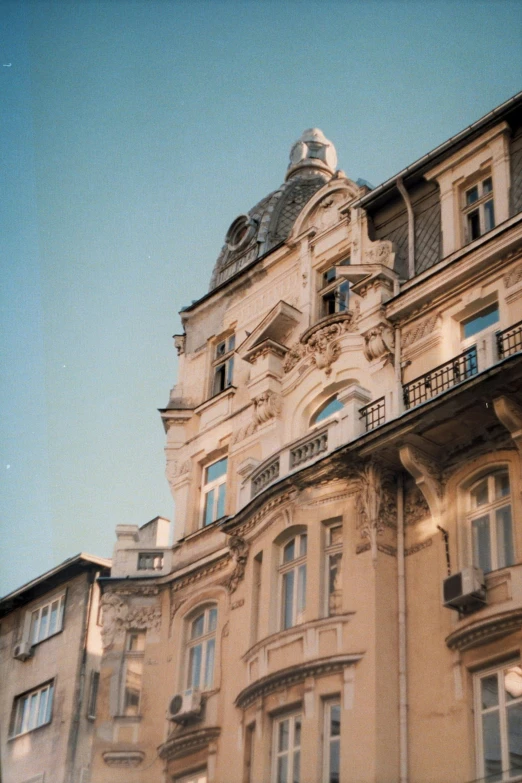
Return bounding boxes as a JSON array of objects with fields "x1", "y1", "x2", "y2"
[
  {"x1": 235, "y1": 653, "x2": 363, "y2": 710},
  {"x1": 445, "y1": 607, "x2": 522, "y2": 651},
  {"x1": 102, "y1": 750, "x2": 145, "y2": 767},
  {"x1": 158, "y1": 726, "x2": 221, "y2": 761}
]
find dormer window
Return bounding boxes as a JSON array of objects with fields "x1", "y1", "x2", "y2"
[
  {"x1": 319, "y1": 261, "x2": 350, "y2": 318},
  {"x1": 463, "y1": 175, "x2": 495, "y2": 242},
  {"x1": 212, "y1": 335, "x2": 235, "y2": 395}
]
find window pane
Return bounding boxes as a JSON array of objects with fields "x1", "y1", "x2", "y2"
[
  {"x1": 337, "y1": 281, "x2": 349, "y2": 312},
  {"x1": 313, "y1": 397, "x2": 343, "y2": 425},
  {"x1": 45, "y1": 683, "x2": 54, "y2": 723},
  {"x1": 504, "y1": 668, "x2": 522, "y2": 701},
  {"x1": 496, "y1": 506, "x2": 514, "y2": 568},
  {"x1": 300, "y1": 534, "x2": 307, "y2": 557},
  {"x1": 277, "y1": 755, "x2": 288, "y2": 783},
  {"x1": 495, "y1": 472, "x2": 510, "y2": 499},
  {"x1": 283, "y1": 539, "x2": 296, "y2": 563},
  {"x1": 297, "y1": 565, "x2": 306, "y2": 618},
  {"x1": 293, "y1": 749, "x2": 300, "y2": 783},
  {"x1": 226, "y1": 357, "x2": 234, "y2": 386},
  {"x1": 328, "y1": 552, "x2": 343, "y2": 615},
  {"x1": 473, "y1": 515, "x2": 492, "y2": 573},
  {"x1": 330, "y1": 703, "x2": 341, "y2": 736},
  {"x1": 482, "y1": 675, "x2": 499, "y2": 708},
  {"x1": 30, "y1": 610, "x2": 39, "y2": 644},
  {"x1": 16, "y1": 696, "x2": 28, "y2": 734},
  {"x1": 278, "y1": 719, "x2": 289, "y2": 752},
  {"x1": 294, "y1": 716, "x2": 301, "y2": 747},
  {"x1": 466, "y1": 185, "x2": 479, "y2": 205},
  {"x1": 329, "y1": 739, "x2": 340, "y2": 783},
  {"x1": 213, "y1": 363, "x2": 226, "y2": 394},
  {"x1": 39, "y1": 605, "x2": 49, "y2": 641},
  {"x1": 217, "y1": 482, "x2": 226, "y2": 520},
  {"x1": 483, "y1": 711, "x2": 502, "y2": 779},
  {"x1": 188, "y1": 644, "x2": 202, "y2": 689},
  {"x1": 471, "y1": 479, "x2": 488, "y2": 507},
  {"x1": 468, "y1": 210, "x2": 481, "y2": 241},
  {"x1": 283, "y1": 571, "x2": 295, "y2": 629},
  {"x1": 507, "y1": 703, "x2": 522, "y2": 772},
  {"x1": 329, "y1": 525, "x2": 343, "y2": 547},
  {"x1": 204, "y1": 638, "x2": 215, "y2": 689},
  {"x1": 463, "y1": 304, "x2": 499, "y2": 339},
  {"x1": 206, "y1": 458, "x2": 227, "y2": 482},
  {"x1": 124, "y1": 659, "x2": 143, "y2": 715},
  {"x1": 191, "y1": 614, "x2": 205, "y2": 639},
  {"x1": 37, "y1": 687, "x2": 48, "y2": 727},
  {"x1": 215, "y1": 341, "x2": 226, "y2": 357},
  {"x1": 484, "y1": 199, "x2": 495, "y2": 232},
  {"x1": 203, "y1": 488, "x2": 215, "y2": 526},
  {"x1": 323, "y1": 267, "x2": 336, "y2": 285},
  {"x1": 49, "y1": 601, "x2": 59, "y2": 636},
  {"x1": 208, "y1": 607, "x2": 217, "y2": 631},
  {"x1": 483, "y1": 177, "x2": 493, "y2": 194},
  {"x1": 127, "y1": 631, "x2": 145, "y2": 651},
  {"x1": 227, "y1": 334, "x2": 236, "y2": 351},
  {"x1": 28, "y1": 692, "x2": 38, "y2": 730}
]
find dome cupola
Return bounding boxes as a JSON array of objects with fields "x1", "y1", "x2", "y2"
[{"x1": 286, "y1": 128, "x2": 337, "y2": 181}]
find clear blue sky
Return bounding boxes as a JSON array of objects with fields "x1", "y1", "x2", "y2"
[{"x1": 1, "y1": 0, "x2": 521, "y2": 596}]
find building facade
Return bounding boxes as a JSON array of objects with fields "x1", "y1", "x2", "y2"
[
  {"x1": 91, "y1": 94, "x2": 522, "y2": 783},
  {"x1": 0, "y1": 554, "x2": 110, "y2": 783}
]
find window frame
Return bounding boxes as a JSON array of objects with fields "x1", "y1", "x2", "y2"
[
  {"x1": 324, "y1": 521, "x2": 343, "y2": 617},
  {"x1": 121, "y1": 629, "x2": 146, "y2": 717},
  {"x1": 462, "y1": 173, "x2": 495, "y2": 243},
  {"x1": 29, "y1": 592, "x2": 66, "y2": 646},
  {"x1": 87, "y1": 670, "x2": 100, "y2": 720},
  {"x1": 211, "y1": 334, "x2": 235, "y2": 396},
  {"x1": 323, "y1": 698, "x2": 341, "y2": 783},
  {"x1": 272, "y1": 711, "x2": 302, "y2": 783},
  {"x1": 9, "y1": 680, "x2": 55, "y2": 737},
  {"x1": 185, "y1": 605, "x2": 218, "y2": 693},
  {"x1": 474, "y1": 661, "x2": 522, "y2": 781},
  {"x1": 278, "y1": 532, "x2": 307, "y2": 631},
  {"x1": 466, "y1": 468, "x2": 514, "y2": 574},
  {"x1": 201, "y1": 456, "x2": 228, "y2": 527},
  {"x1": 317, "y1": 261, "x2": 350, "y2": 320}
]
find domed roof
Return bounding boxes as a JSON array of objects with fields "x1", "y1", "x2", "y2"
[{"x1": 209, "y1": 129, "x2": 337, "y2": 291}]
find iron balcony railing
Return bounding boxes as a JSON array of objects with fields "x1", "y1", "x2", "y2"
[
  {"x1": 360, "y1": 397, "x2": 385, "y2": 432},
  {"x1": 403, "y1": 346, "x2": 478, "y2": 410},
  {"x1": 497, "y1": 319, "x2": 522, "y2": 359}
]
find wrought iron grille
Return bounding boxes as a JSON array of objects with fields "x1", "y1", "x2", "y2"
[
  {"x1": 251, "y1": 457, "x2": 280, "y2": 498},
  {"x1": 289, "y1": 430, "x2": 328, "y2": 469},
  {"x1": 497, "y1": 319, "x2": 522, "y2": 359},
  {"x1": 359, "y1": 397, "x2": 386, "y2": 432},
  {"x1": 402, "y1": 346, "x2": 478, "y2": 410}
]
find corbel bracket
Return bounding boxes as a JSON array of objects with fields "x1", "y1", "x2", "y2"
[
  {"x1": 493, "y1": 396, "x2": 522, "y2": 454},
  {"x1": 399, "y1": 443, "x2": 443, "y2": 520}
]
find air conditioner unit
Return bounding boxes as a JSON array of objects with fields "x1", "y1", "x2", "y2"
[
  {"x1": 13, "y1": 641, "x2": 33, "y2": 661},
  {"x1": 443, "y1": 567, "x2": 486, "y2": 610},
  {"x1": 168, "y1": 690, "x2": 203, "y2": 723}
]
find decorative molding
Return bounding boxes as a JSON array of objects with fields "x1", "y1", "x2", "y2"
[
  {"x1": 405, "y1": 538, "x2": 433, "y2": 557},
  {"x1": 231, "y1": 491, "x2": 296, "y2": 539},
  {"x1": 356, "y1": 541, "x2": 397, "y2": 557},
  {"x1": 168, "y1": 459, "x2": 192, "y2": 481},
  {"x1": 504, "y1": 262, "x2": 522, "y2": 288},
  {"x1": 399, "y1": 444, "x2": 443, "y2": 519},
  {"x1": 493, "y1": 396, "x2": 522, "y2": 454},
  {"x1": 221, "y1": 535, "x2": 249, "y2": 594},
  {"x1": 112, "y1": 585, "x2": 160, "y2": 597},
  {"x1": 173, "y1": 334, "x2": 186, "y2": 355},
  {"x1": 300, "y1": 490, "x2": 352, "y2": 508},
  {"x1": 362, "y1": 323, "x2": 395, "y2": 363},
  {"x1": 170, "y1": 556, "x2": 229, "y2": 594},
  {"x1": 356, "y1": 462, "x2": 396, "y2": 566},
  {"x1": 253, "y1": 391, "x2": 282, "y2": 426},
  {"x1": 235, "y1": 654, "x2": 363, "y2": 710},
  {"x1": 402, "y1": 313, "x2": 441, "y2": 349},
  {"x1": 231, "y1": 420, "x2": 257, "y2": 445},
  {"x1": 102, "y1": 750, "x2": 145, "y2": 767},
  {"x1": 100, "y1": 592, "x2": 162, "y2": 650},
  {"x1": 159, "y1": 726, "x2": 221, "y2": 762},
  {"x1": 404, "y1": 484, "x2": 431, "y2": 526},
  {"x1": 283, "y1": 307, "x2": 360, "y2": 376},
  {"x1": 445, "y1": 608, "x2": 522, "y2": 652}
]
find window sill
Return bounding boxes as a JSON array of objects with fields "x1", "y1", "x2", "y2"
[
  {"x1": 8, "y1": 721, "x2": 51, "y2": 741},
  {"x1": 113, "y1": 714, "x2": 143, "y2": 722},
  {"x1": 195, "y1": 386, "x2": 236, "y2": 416}
]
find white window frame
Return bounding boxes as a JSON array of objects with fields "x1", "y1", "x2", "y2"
[
  {"x1": 323, "y1": 698, "x2": 341, "y2": 783},
  {"x1": 324, "y1": 521, "x2": 343, "y2": 617},
  {"x1": 462, "y1": 173, "x2": 495, "y2": 243},
  {"x1": 279, "y1": 532, "x2": 307, "y2": 630},
  {"x1": 211, "y1": 334, "x2": 235, "y2": 396},
  {"x1": 121, "y1": 630, "x2": 145, "y2": 716},
  {"x1": 137, "y1": 551, "x2": 164, "y2": 571},
  {"x1": 474, "y1": 661, "x2": 522, "y2": 781},
  {"x1": 29, "y1": 593, "x2": 66, "y2": 646},
  {"x1": 467, "y1": 469, "x2": 514, "y2": 574},
  {"x1": 10, "y1": 681, "x2": 54, "y2": 737},
  {"x1": 185, "y1": 606, "x2": 217, "y2": 693},
  {"x1": 317, "y1": 262, "x2": 350, "y2": 320},
  {"x1": 272, "y1": 711, "x2": 302, "y2": 783},
  {"x1": 201, "y1": 457, "x2": 228, "y2": 527}
]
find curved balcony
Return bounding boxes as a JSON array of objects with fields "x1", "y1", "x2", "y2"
[{"x1": 446, "y1": 563, "x2": 522, "y2": 652}]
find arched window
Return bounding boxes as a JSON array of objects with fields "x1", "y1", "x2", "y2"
[
  {"x1": 186, "y1": 606, "x2": 217, "y2": 692},
  {"x1": 311, "y1": 396, "x2": 343, "y2": 426},
  {"x1": 468, "y1": 469, "x2": 514, "y2": 573},
  {"x1": 279, "y1": 533, "x2": 307, "y2": 630}
]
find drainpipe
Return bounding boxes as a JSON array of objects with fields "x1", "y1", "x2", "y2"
[
  {"x1": 397, "y1": 473, "x2": 408, "y2": 783},
  {"x1": 396, "y1": 177, "x2": 415, "y2": 279}
]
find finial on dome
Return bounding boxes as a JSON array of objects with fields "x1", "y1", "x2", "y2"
[{"x1": 286, "y1": 128, "x2": 337, "y2": 181}]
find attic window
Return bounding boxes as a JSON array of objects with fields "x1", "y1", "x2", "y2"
[{"x1": 226, "y1": 216, "x2": 254, "y2": 251}]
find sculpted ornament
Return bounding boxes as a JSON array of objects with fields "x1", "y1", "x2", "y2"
[
  {"x1": 363, "y1": 239, "x2": 394, "y2": 267},
  {"x1": 283, "y1": 307, "x2": 360, "y2": 375},
  {"x1": 100, "y1": 592, "x2": 161, "y2": 650},
  {"x1": 356, "y1": 462, "x2": 394, "y2": 566},
  {"x1": 504, "y1": 262, "x2": 522, "y2": 288},
  {"x1": 253, "y1": 390, "x2": 282, "y2": 426},
  {"x1": 404, "y1": 483, "x2": 431, "y2": 525},
  {"x1": 222, "y1": 535, "x2": 250, "y2": 594},
  {"x1": 362, "y1": 324, "x2": 395, "y2": 363}
]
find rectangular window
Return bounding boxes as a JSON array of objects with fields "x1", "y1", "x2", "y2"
[
  {"x1": 475, "y1": 663, "x2": 522, "y2": 780},
  {"x1": 463, "y1": 175, "x2": 495, "y2": 242},
  {"x1": 212, "y1": 334, "x2": 235, "y2": 395},
  {"x1": 137, "y1": 552, "x2": 164, "y2": 570},
  {"x1": 251, "y1": 552, "x2": 263, "y2": 644},
  {"x1": 280, "y1": 534, "x2": 307, "y2": 630},
  {"x1": 245, "y1": 723, "x2": 256, "y2": 783},
  {"x1": 273, "y1": 713, "x2": 302, "y2": 783},
  {"x1": 469, "y1": 470, "x2": 514, "y2": 574},
  {"x1": 202, "y1": 457, "x2": 228, "y2": 526},
  {"x1": 122, "y1": 630, "x2": 145, "y2": 716},
  {"x1": 10, "y1": 681, "x2": 54, "y2": 737},
  {"x1": 324, "y1": 700, "x2": 341, "y2": 783},
  {"x1": 87, "y1": 671, "x2": 100, "y2": 719},
  {"x1": 325, "y1": 522, "x2": 343, "y2": 616},
  {"x1": 30, "y1": 594, "x2": 66, "y2": 645},
  {"x1": 319, "y1": 262, "x2": 350, "y2": 319},
  {"x1": 462, "y1": 303, "x2": 499, "y2": 339}
]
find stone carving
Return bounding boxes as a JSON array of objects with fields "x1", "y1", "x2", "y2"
[
  {"x1": 231, "y1": 420, "x2": 257, "y2": 445},
  {"x1": 363, "y1": 240, "x2": 394, "y2": 267},
  {"x1": 174, "y1": 334, "x2": 186, "y2": 355},
  {"x1": 283, "y1": 307, "x2": 360, "y2": 376},
  {"x1": 356, "y1": 462, "x2": 386, "y2": 566},
  {"x1": 100, "y1": 592, "x2": 162, "y2": 650},
  {"x1": 504, "y1": 263, "x2": 522, "y2": 288},
  {"x1": 362, "y1": 324, "x2": 395, "y2": 363},
  {"x1": 170, "y1": 459, "x2": 192, "y2": 479},
  {"x1": 405, "y1": 538, "x2": 433, "y2": 556},
  {"x1": 253, "y1": 390, "x2": 282, "y2": 426},
  {"x1": 222, "y1": 535, "x2": 250, "y2": 594},
  {"x1": 102, "y1": 751, "x2": 145, "y2": 767},
  {"x1": 399, "y1": 444, "x2": 443, "y2": 520},
  {"x1": 314, "y1": 195, "x2": 341, "y2": 232},
  {"x1": 402, "y1": 313, "x2": 440, "y2": 349},
  {"x1": 171, "y1": 557, "x2": 229, "y2": 594},
  {"x1": 404, "y1": 484, "x2": 431, "y2": 525}
]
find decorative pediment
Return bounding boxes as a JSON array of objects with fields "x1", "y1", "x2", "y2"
[{"x1": 236, "y1": 300, "x2": 302, "y2": 364}]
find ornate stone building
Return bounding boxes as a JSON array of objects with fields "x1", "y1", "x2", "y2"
[{"x1": 91, "y1": 94, "x2": 522, "y2": 782}]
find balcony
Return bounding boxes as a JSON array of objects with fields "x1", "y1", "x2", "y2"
[
  {"x1": 403, "y1": 346, "x2": 478, "y2": 410},
  {"x1": 497, "y1": 319, "x2": 522, "y2": 359},
  {"x1": 360, "y1": 396, "x2": 386, "y2": 432}
]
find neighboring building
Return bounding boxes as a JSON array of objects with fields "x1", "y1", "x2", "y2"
[
  {"x1": 91, "y1": 92, "x2": 522, "y2": 783},
  {"x1": 0, "y1": 554, "x2": 110, "y2": 783}
]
